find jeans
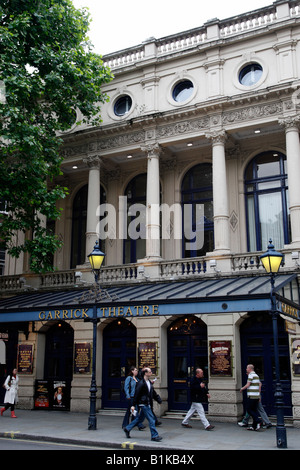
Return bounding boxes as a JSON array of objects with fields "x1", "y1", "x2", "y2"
[
  {"x1": 122, "y1": 398, "x2": 143, "y2": 429},
  {"x1": 182, "y1": 402, "x2": 210, "y2": 429},
  {"x1": 125, "y1": 405, "x2": 159, "y2": 439},
  {"x1": 242, "y1": 401, "x2": 271, "y2": 425}
]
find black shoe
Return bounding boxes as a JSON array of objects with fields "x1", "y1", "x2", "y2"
[
  {"x1": 155, "y1": 421, "x2": 162, "y2": 426},
  {"x1": 151, "y1": 436, "x2": 162, "y2": 442},
  {"x1": 138, "y1": 424, "x2": 146, "y2": 430},
  {"x1": 124, "y1": 428, "x2": 131, "y2": 438}
]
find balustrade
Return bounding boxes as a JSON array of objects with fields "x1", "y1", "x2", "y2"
[{"x1": 102, "y1": 2, "x2": 299, "y2": 70}]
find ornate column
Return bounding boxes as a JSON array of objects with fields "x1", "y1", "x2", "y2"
[
  {"x1": 83, "y1": 155, "x2": 101, "y2": 261},
  {"x1": 142, "y1": 143, "x2": 161, "y2": 259},
  {"x1": 279, "y1": 117, "x2": 300, "y2": 247},
  {"x1": 206, "y1": 130, "x2": 230, "y2": 253}
]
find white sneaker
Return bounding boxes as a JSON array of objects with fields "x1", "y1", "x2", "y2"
[{"x1": 255, "y1": 423, "x2": 260, "y2": 431}]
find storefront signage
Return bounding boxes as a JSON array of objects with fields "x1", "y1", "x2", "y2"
[
  {"x1": 38, "y1": 308, "x2": 90, "y2": 320},
  {"x1": 74, "y1": 342, "x2": 91, "y2": 374},
  {"x1": 209, "y1": 340, "x2": 232, "y2": 377},
  {"x1": 17, "y1": 343, "x2": 34, "y2": 374},
  {"x1": 277, "y1": 297, "x2": 300, "y2": 321},
  {"x1": 38, "y1": 305, "x2": 160, "y2": 321},
  {"x1": 138, "y1": 342, "x2": 158, "y2": 375},
  {"x1": 99, "y1": 305, "x2": 159, "y2": 317}
]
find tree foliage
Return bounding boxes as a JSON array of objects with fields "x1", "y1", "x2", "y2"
[{"x1": 0, "y1": 0, "x2": 113, "y2": 273}]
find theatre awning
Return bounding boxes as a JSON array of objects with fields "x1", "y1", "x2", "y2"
[{"x1": 0, "y1": 274, "x2": 299, "y2": 323}]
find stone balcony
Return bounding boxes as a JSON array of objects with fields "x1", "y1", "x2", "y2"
[{"x1": 1, "y1": 248, "x2": 299, "y2": 296}]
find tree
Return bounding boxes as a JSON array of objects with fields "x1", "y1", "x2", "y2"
[{"x1": 0, "y1": 0, "x2": 113, "y2": 273}]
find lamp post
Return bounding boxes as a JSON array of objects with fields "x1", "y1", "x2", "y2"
[
  {"x1": 260, "y1": 239, "x2": 287, "y2": 448},
  {"x1": 87, "y1": 241, "x2": 105, "y2": 430}
]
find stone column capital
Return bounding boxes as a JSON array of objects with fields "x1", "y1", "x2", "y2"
[
  {"x1": 279, "y1": 116, "x2": 300, "y2": 131},
  {"x1": 83, "y1": 154, "x2": 102, "y2": 169},
  {"x1": 205, "y1": 130, "x2": 227, "y2": 144},
  {"x1": 141, "y1": 142, "x2": 162, "y2": 158}
]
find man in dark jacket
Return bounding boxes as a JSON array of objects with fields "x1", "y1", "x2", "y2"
[
  {"x1": 124, "y1": 367, "x2": 163, "y2": 442},
  {"x1": 181, "y1": 368, "x2": 214, "y2": 430}
]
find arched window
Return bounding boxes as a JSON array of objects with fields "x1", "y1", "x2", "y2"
[
  {"x1": 244, "y1": 151, "x2": 290, "y2": 252},
  {"x1": 181, "y1": 163, "x2": 214, "y2": 258},
  {"x1": 123, "y1": 174, "x2": 147, "y2": 264},
  {"x1": 71, "y1": 184, "x2": 106, "y2": 268}
]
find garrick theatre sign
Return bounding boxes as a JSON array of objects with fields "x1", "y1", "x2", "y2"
[
  {"x1": 38, "y1": 304, "x2": 160, "y2": 321},
  {"x1": 0, "y1": 274, "x2": 299, "y2": 323}
]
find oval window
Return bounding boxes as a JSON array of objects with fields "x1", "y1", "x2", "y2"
[
  {"x1": 114, "y1": 95, "x2": 132, "y2": 117},
  {"x1": 239, "y1": 63, "x2": 263, "y2": 86},
  {"x1": 172, "y1": 80, "x2": 194, "y2": 103}
]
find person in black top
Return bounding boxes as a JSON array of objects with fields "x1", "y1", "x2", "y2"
[
  {"x1": 181, "y1": 368, "x2": 214, "y2": 430},
  {"x1": 124, "y1": 367, "x2": 163, "y2": 442}
]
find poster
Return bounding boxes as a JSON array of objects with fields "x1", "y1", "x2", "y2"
[
  {"x1": 17, "y1": 343, "x2": 34, "y2": 374},
  {"x1": 209, "y1": 340, "x2": 232, "y2": 376},
  {"x1": 138, "y1": 342, "x2": 158, "y2": 375},
  {"x1": 34, "y1": 380, "x2": 50, "y2": 409},
  {"x1": 34, "y1": 380, "x2": 71, "y2": 411},
  {"x1": 291, "y1": 338, "x2": 300, "y2": 376},
  {"x1": 74, "y1": 342, "x2": 91, "y2": 374}
]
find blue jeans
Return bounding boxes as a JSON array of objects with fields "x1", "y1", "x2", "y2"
[
  {"x1": 122, "y1": 399, "x2": 143, "y2": 429},
  {"x1": 125, "y1": 405, "x2": 159, "y2": 439}
]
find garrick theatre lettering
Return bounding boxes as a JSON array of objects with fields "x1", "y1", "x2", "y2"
[
  {"x1": 100, "y1": 305, "x2": 159, "y2": 317},
  {"x1": 38, "y1": 305, "x2": 159, "y2": 320}
]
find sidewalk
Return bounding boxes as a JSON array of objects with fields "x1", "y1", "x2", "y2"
[{"x1": 0, "y1": 409, "x2": 299, "y2": 450}]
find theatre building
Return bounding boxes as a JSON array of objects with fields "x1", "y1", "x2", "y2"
[{"x1": 1, "y1": 1, "x2": 300, "y2": 425}]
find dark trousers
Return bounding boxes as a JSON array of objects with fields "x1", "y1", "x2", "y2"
[
  {"x1": 247, "y1": 398, "x2": 260, "y2": 427},
  {"x1": 3, "y1": 403, "x2": 15, "y2": 411}
]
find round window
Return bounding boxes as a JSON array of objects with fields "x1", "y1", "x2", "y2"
[
  {"x1": 239, "y1": 63, "x2": 263, "y2": 86},
  {"x1": 172, "y1": 80, "x2": 194, "y2": 103},
  {"x1": 114, "y1": 95, "x2": 132, "y2": 117}
]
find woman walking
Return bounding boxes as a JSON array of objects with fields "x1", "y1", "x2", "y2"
[
  {"x1": 1, "y1": 368, "x2": 19, "y2": 418},
  {"x1": 122, "y1": 366, "x2": 144, "y2": 430}
]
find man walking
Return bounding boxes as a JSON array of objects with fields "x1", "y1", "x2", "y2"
[
  {"x1": 181, "y1": 368, "x2": 214, "y2": 431},
  {"x1": 240, "y1": 364, "x2": 261, "y2": 431},
  {"x1": 124, "y1": 367, "x2": 163, "y2": 442}
]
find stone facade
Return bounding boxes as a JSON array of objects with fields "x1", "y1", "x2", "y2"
[{"x1": 2, "y1": 1, "x2": 300, "y2": 426}]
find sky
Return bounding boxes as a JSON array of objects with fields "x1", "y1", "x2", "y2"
[{"x1": 72, "y1": 0, "x2": 273, "y2": 55}]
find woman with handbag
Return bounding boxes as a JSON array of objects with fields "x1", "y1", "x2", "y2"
[
  {"x1": 122, "y1": 366, "x2": 145, "y2": 430},
  {"x1": 1, "y1": 368, "x2": 19, "y2": 418}
]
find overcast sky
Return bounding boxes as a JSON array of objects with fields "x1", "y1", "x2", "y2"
[{"x1": 72, "y1": 0, "x2": 273, "y2": 55}]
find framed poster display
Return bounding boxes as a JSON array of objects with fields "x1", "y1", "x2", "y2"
[{"x1": 209, "y1": 340, "x2": 232, "y2": 377}]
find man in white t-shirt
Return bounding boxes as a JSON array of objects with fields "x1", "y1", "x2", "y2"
[{"x1": 240, "y1": 364, "x2": 261, "y2": 431}]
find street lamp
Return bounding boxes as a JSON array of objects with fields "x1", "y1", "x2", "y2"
[
  {"x1": 260, "y1": 239, "x2": 287, "y2": 448},
  {"x1": 87, "y1": 241, "x2": 105, "y2": 430}
]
